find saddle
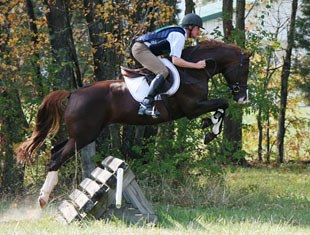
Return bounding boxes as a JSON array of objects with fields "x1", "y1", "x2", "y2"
[
  {"x1": 121, "y1": 58, "x2": 180, "y2": 102},
  {"x1": 120, "y1": 67, "x2": 153, "y2": 79}
]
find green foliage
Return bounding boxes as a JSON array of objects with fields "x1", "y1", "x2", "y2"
[{"x1": 130, "y1": 118, "x2": 225, "y2": 180}]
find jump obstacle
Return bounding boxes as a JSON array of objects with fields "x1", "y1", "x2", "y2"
[{"x1": 58, "y1": 156, "x2": 157, "y2": 224}]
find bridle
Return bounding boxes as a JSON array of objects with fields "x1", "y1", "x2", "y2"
[
  {"x1": 188, "y1": 44, "x2": 249, "y2": 95},
  {"x1": 225, "y1": 52, "x2": 248, "y2": 94}
]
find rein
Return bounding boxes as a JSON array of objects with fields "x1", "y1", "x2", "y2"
[
  {"x1": 207, "y1": 52, "x2": 248, "y2": 94},
  {"x1": 204, "y1": 58, "x2": 217, "y2": 79},
  {"x1": 186, "y1": 44, "x2": 248, "y2": 95}
]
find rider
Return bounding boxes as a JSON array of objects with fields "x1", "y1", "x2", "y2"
[{"x1": 132, "y1": 13, "x2": 207, "y2": 116}]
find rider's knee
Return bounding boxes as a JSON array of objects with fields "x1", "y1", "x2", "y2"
[{"x1": 161, "y1": 68, "x2": 169, "y2": 78}]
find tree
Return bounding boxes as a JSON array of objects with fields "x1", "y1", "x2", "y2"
[
  {"x1": 0, "y1": 1, "x2": 31, "y2": 194},
  {"x1": 26, "y1": 0, "x2": 44, "y2": 97},
  {"x1": 185, "y1": 0, "x2": 195, "y2": 14},
  {"x1": 43, "y1": 0, "x2": 82, "y2": 89},
  {"x1": 295, "y1": 0, "x2": 310, "y2": 104},
  {"x1": 277, "y1": 0, "x2": 298, "y2": 163},
  {"x1": 221, "y1": 0, "x2": 247, "y2": 165},
  {"x1": 222, "y1": 0, "x2": 233, "y2": 42}
]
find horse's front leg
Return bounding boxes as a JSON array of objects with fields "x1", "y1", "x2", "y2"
[
  {"x1": 187, "y1": 98, "x2": 228, "y2": 144},
  {"x1": 203, "y1": 108, "x2": 226, "y2": 144}
]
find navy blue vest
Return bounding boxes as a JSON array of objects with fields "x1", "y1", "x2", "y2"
[{"x1": 136, "y1": 26, "x2": 186, "y2": 56}]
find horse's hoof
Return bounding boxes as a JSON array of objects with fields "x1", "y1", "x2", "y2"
[
  {"x1": 204, "y1": 133, "x2": 216, "y2": 144},
  {"x1": 38, "y1": 197, "x2": 47, "y2": 208},
  {"x1": 201, "y1": 118, "x2": 212, "y2": 129}
]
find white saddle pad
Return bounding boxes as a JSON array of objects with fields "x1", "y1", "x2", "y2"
[{"x1": 124, "y1": 58, "x2": 180, "y2": 102}]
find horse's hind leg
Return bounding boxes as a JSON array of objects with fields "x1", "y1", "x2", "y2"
[
  {"x1": 39, "y1": 112, "x2": 105, "y2": 207},
  {"x1": 39, "y1": 139, "x2": 76, "y2": 208}
]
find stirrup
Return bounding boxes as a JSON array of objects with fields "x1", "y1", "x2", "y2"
[{"x1": 138, "y1": 104, "x2": 160, "y2": 118}]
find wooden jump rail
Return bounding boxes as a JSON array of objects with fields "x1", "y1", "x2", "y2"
[{"x1": 58, "y1": 156, "x2": 157, "y2": 224}]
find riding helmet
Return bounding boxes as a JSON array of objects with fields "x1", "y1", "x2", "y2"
[{"x1": 181, "y1": 13, "x2": 204, "y2": 29}]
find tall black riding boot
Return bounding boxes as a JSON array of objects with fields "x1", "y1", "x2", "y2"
[{"x1": 138, "y1": 74, "x2": 165, "y2": 116}]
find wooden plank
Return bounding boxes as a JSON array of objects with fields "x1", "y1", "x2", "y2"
[
  {"x1": 101, "y1": 156, "x2": 127, "y2": 173},
  {"x1": 79, "y1": 178, "x2": 101, "y2": 197},
  {"x1": 107, "y1": 169, "x2": 136, "y2": 205},
  {"x1": 58, "y1": 157, "x2": 157, "y2": 224},
  {"x1": 91, "y1": 167, "x2": 115, "y2": 188},
  {"x1": 58, "y1": 200, "x2": 80, "y2": 223},
  {"x1": 69, "y1": 189, "x2": 94, "y2": 212},
  {"x1": 123, "y1": 180, "x2": 155, "y2": 215},
  {"x1": 102, "y1": 205, "x2": 158, "y2": 224},
  {"x1": 88, "y1": 162, "x2": 134, "y2": 219}
]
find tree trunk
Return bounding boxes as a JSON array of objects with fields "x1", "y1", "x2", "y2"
[
  {"x1": 44, "y1": 0, "x2": 82, "y2": 89},
  {"x1": 266, "y1": 113, "x2": 270, "y2": 164},
  {"x1": 0, "y1": 6, "x2": 27, "y2": 195},
  {"x1": 83, "y1": 0, "x2": 106, "y2": 80},
  {"x1": 109, "y1": 124, "x2": 121, "y2": 151},
  {"x1": 222, "y1": 0, "x2": 247, "y2": 165},
  {"x1": 185, "y1": 0, "x2": 195, "y2": 14},
  {"x1": 26, "y1": 0, "x2": 43, "y2": 97},
  {"x1": 0, "y1": 91, "x2": 26, "y2": 194},
  {"x1": 233, "y1": 0, "x2": 246, "y2": 165},
  {"x1": 235, "y1": 0, "x2": 245, "y2": 46},
  {"x1": 80, "y1": 142, "x2": 96, "y2": 178},
  {"x1": 222, "y1": 0, "x2": 233, "y2": 42},
  {"x1": 277, "y1": 0, "x2": 298, "y2": 163},
  {"x1": 257, "y1": 108, "x2": 263, "y2": 162},
  {"x1": 260, "y1": 47, "x2": 276, "y2": 164}
]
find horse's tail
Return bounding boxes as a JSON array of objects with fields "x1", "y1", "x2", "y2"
[{"x1": 15, "y1": 90, "x2": 70, "y2": 164}]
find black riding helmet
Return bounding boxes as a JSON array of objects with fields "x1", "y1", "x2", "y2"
[{"x1": 181, "y1": 13, "x2": 205, "y2": 29}]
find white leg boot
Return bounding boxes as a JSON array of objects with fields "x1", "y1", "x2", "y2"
[
  {"x1": 211, "y1": 109, "x2": 224, "y2": 135},
  {"x1": 38, "y1": 171, "x2": 58, "y2": 208}
]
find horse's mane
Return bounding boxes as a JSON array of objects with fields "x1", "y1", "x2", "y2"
[
  {"x1": 182, "y1": 39, "x2": 246, "y2": 60},
  {"x1": 198, "y1": 39, "x2": 241, "y2": 50}
]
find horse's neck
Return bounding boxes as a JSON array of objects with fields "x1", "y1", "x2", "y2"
[
  {"x1": 180, "y1": 44, "x2": 240, "y2": 83},
  {"x1": 178, "y1": 66, "x2": 210, "y2": 85},
  {"x1": 184, "y1": 45, "x2": 237, "y2": 65}
]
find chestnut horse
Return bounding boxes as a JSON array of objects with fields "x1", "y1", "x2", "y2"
[{"x1": 15, "y1": 40, "x2": 250, "y2": 207}]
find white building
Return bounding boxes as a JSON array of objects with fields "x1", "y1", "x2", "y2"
[{"x1": 178, "y1": 0, "x2": 301, "y2": 42}]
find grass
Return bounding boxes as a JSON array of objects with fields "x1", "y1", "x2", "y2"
[{"x1": 0, "y1": 165, "x2": 309, "y2": 235}]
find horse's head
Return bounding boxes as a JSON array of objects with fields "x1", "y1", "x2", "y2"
[
  {"x1": 183, "y1": 40, "x2": 251, "y2": 104},
  {"x1": 222, "y1": 51, "x2": 251, "y2": 104}
]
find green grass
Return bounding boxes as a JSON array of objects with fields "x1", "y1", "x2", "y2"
[{"x1": 0, "y1": 166, "x2": 309, "y2": 235}]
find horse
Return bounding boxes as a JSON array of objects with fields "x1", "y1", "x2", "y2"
[{"x1": 15, "y1": 39, "x2": 251, "y2": 208}]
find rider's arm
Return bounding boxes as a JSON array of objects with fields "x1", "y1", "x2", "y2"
[
  {"x1": 172, "y1": 56, "x2": 206, "y2": 69},
  {"x1": 168, "y1": 32, "x2": 206, "y2": 69}
]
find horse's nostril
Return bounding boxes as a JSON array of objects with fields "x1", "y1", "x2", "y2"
[{"x1": 238, "y1": 96, "x2": 249, "y2": 104}]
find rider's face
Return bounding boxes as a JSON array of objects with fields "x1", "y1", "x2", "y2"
[{"x1": 191, "y1": 26, "x2": 201, "y2": 38}]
